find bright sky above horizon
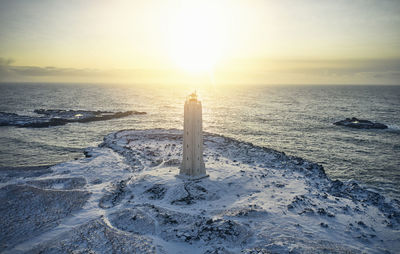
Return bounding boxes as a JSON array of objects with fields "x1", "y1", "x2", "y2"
[{"x1": 0, "y1": 0, "x2": 399, "y2": 85}]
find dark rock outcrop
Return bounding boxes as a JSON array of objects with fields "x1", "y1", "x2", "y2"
[
  {"x1": 334, "y1": 117, "x2": 388, "y2": 129},
  {"x1": 0, "y1": 109, "x2": 146, "y2": 128}
]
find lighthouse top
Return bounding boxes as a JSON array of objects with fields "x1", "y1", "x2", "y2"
[{"x1": 187, "y1": 92, "x2": 198, "y2": 102}]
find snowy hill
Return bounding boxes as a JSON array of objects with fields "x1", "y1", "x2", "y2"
[{"x1": 1, "y1": 129, "x2": 399, "y2": 253}]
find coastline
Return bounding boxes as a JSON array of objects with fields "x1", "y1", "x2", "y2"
[{"x1": 1, "y1": 129, "x2": 399, "y2": 253}]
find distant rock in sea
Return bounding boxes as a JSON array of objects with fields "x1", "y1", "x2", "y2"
[
  {"x1": 0, "y1": 109, "x2": 146, "y2": 128},
  {"x1": 334, "y1": 117, "x2": 388, "y2": 129}
]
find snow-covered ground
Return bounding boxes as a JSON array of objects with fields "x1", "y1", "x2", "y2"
[{"x1": 1, "y1": 129, "x2": 399, "y2": 253}]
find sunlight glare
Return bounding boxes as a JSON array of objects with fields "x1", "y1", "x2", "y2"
[{"x1": 169, "y1": 3, "x2": 225, "y2": 74}]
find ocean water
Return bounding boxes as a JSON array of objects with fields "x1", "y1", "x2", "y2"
[{"x1": 0, "y1": 83, "x2": 399, "y2": 199}]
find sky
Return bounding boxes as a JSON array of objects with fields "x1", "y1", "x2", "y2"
[{"x1": 0, "y1": 0, "x2": 399, "y2": 85}]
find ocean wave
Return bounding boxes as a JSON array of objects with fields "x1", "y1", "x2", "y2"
[{"x1": 387, "y1": 124, "x2": 400, "y2": 131}]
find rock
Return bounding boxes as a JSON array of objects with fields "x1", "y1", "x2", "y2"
[
  {"x1": 99, "y1": 179, "x2": 130, "y2": 209},
  {"x1": 317, "y1": 208, "x2": 327, "y2": 215},
  {"x1": 108, "y1": 208, "x2": 156, "y2": 234},
  {"x1": 0, "y1": 109, "x2": 146, "y2": 128},
  {"x1": 145, "y1": 184, "x2": 167, "y2": 200},
  {"x1": 320, "y1": 222, "x2": 329, "y2": 228},
  {"x1": 83, "y1": 150, "x2": 92, "y2": 158},
  {"x1": 333, "y1": 117, "x2": 388, "y2": 129}
]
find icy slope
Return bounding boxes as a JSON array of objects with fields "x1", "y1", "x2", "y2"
[{"x1": 1, "y1": 129, "x2": 399, "y2": 253}]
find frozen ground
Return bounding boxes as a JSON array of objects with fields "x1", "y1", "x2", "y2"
[{"x1": 0, "y1": 129, "x2": 399, "y2": 253}]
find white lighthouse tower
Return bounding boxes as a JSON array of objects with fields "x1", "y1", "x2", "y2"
[{"x1": 180, "y1": 92, "x2": 206, "y2": 178}]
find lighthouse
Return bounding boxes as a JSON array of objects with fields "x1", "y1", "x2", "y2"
[{"x1": 180, "y1": 92, "x2": 206, "y2": 178}]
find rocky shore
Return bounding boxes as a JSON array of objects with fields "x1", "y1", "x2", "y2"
[
  {"x1": 0, "y1": 129, "x2": 399, "y2": 253},
  {"x1": 0, "y1": 109, "x2": 146, "y2": 128}
]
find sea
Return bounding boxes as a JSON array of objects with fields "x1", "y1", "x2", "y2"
[{"x1": 0, "y1": 83, "x2": 399, "y2": 199}]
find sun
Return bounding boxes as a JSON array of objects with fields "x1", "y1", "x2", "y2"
[{"x1": 169, "y1": 3, "x2": 224, "y2": 74}]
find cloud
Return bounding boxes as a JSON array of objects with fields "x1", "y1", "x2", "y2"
[
  {"x1": 215, "y1": 58, "x2": 400, "y2": 84},
  {"x1": 10, "y1": 66, "x2": 102, "y2": 77},
  {"x1": 1, "y1": 57, "x2": 399, "y2": 85},
  {"x1": 0, "y1": 58, "x2": 193, "y2": 84},
  {"x1": 0, "y1": 59, "x2": 134, "y2": 83},
  {"x1": 0, "y1": 59, "x2": 100, "y2": 78}
]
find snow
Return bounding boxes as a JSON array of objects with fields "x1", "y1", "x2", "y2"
[{"x1": 1, "y1": 129, "x2": 399, "y2": 253}]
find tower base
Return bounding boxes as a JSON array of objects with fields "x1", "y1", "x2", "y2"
[{"x1": 176, "y1": 173, "x2": 209, "y2": 181}]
